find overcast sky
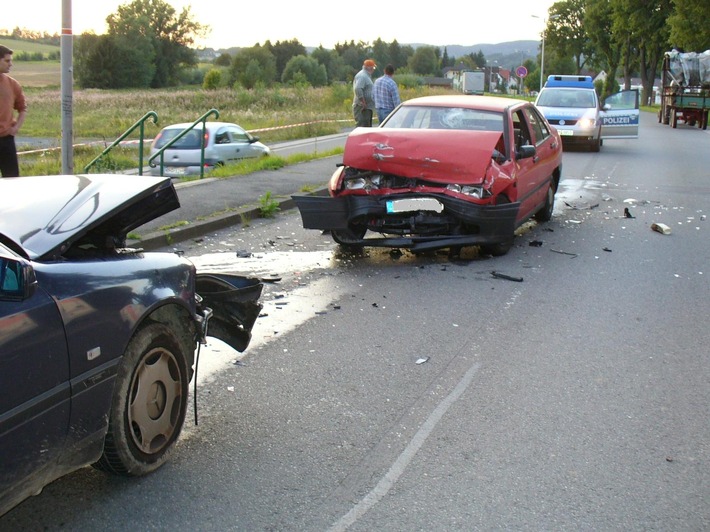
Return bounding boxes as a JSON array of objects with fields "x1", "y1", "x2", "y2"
[{"x1": 6, "y1": 0, "x2": 557, "y2": 50}]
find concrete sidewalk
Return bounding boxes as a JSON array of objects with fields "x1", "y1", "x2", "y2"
[{"x1": 131, "y1": 155, "x2": 338, "y2": 251}]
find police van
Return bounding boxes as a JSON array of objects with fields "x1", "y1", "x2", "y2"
[{"x1": 534, "y1": 75, "x2": 639, "y2": 151}]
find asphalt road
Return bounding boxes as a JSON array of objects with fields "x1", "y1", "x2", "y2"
[{"x1": 3, "y1": 113, "x2": 708, "y2": 531}]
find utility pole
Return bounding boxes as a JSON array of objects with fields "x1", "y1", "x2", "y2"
[{"x1": 61, "y1": 0, "x2": 73, "y2": 174}]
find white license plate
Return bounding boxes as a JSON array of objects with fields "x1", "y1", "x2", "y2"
[
  {"x1": 386, "y1": 197, "x2": 444, "y2": 214},
  {"x1": 166, "y1": 166, "x2": 186, "y2": 175},
  {"x1": 557, "y1": 129, "x2": 574, "y2": 136}
]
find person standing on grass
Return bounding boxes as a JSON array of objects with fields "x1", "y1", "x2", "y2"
[
  {"x1": 373, "y1": 64, "x2": 401, "y2": 124},
  {"x1": 352, "y1": 59, "x2": 376, "y2": 127},
  {"x1": 0, "y1": 45, "x2": 27, "y2": 178}
]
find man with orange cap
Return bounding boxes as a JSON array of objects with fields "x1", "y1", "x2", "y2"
[{"x1": 352, "y1": 59, "x2": 376, "y2": 127}]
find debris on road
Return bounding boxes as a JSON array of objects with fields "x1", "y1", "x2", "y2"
[
  {"x1": 491, "y1": 271, "x2": 523, "y2": 282},
  {"x1": 624, "y1": 207, "x2": 635, "y2": 218},
  {"x1": 603, "y1": 247, "x2": 612, "y2": 252},
  {"x1": 529, "y1": 240, "x2": 544, "y2": 247},
  {"x1": 651, "y1": 223, "x2": 672, "y2": 235},
  {"x1": 416, "y1": 357, "x2": 430, "y2": 365},
  {"x1": 551, "y1": 249, "x2": 579, "y2": 258}
]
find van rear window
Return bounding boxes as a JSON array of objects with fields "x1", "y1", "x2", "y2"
[{"x1": 155, "y1": 129, "x2": 203, "y2": 149}]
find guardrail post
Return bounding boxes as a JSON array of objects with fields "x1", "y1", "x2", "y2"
[
  {"x1": 84, "y1": 111, "x2": 159, "y2": 174},
  {"x1": 148, "y1": 109, "x2": 220, "y2": 179}
]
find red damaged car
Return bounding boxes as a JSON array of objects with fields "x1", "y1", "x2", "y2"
[{"x1": 293, "y1": 95, "x2": 562, "y2": 256}]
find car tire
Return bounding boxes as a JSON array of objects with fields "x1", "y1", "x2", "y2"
[
  {"x1": 534, "y1": 180, "x2": 556, "y2": 223},
  {"x1": 590, "y1": 137, "x2": 601, "y2": 152},
  {"x1": 332, "y1": 224, "x2": 367, "y2": 250},
  {"x1": 480, "y1": 195, "x2": 513, "y2": 256},
  {"x1": 93, "y1": 322, "x2": 190, "y2": 476}
]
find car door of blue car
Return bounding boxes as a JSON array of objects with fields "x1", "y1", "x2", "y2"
[
  {"x1": 0, "y1": 246, "x2": 71, "y2": 508},
  {"x1": 601, "y1": 89, "x2": 640, "y2": 139}
]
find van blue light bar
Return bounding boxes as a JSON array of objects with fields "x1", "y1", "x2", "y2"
[{"x1": 545, "y1": 75, "x2": 595, "y2": 89}]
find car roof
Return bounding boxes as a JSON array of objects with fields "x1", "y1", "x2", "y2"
[
  {"x1": 401, "y1": 95, "x2": 528, "y2": 113},
  {"x1": 162, "y1": 121, "x2": 242, "y2": 131}
]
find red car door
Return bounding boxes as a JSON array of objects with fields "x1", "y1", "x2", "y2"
[{"x1": 512, "y1": 106, "x2": 559, "y2": 222}]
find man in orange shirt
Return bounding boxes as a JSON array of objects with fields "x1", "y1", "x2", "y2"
[{"x1": 0, "y1": 45, "x2": 27, "y2": 177}]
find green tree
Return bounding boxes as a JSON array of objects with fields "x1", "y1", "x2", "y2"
[
  {"x1": 388, "y1": 40, "x2": 409, "y2": 70},
  {"x1": 282, "y1": 55, "x2": 328, "y2": 86},
  {"x1": 372, "y1": 38, "x2": 390, "y2": 70},
  {"x1": 622, "y1": 0, "x2": 673, "y2": 105},
  {"x1": 203, "y1": 68, "x2": 222, "y2": 90},
  {"x1": 585, "y1": 0, "x2": 622, "y2": 99},
  {"x1": 265, "y1": 39, "x2": 306, "y2": 80},
  {"x1": 105, "y1": 0, "x2": 205, "y2": 87},
  {"x1": 668, "y1": 0, "x2": 710, "y2": 51},
  {"x1": 311, "y1": 46, "x2": 349, "y2": 82},
  {"x1": 408, "y1": 46, "x2": 440, "y2": 76},
  {"x1": 230, "y1": 45, "x2": 277, "y2": 88},
  {"x1": 214, "y1": 52, "x2": 232, "y2": 66},
  {"x1": 75, "y1": 32, "x2": 155, "y2": 88},
  {"x1": 545, "y1": 0, "x2": 594, "y2": 73}
]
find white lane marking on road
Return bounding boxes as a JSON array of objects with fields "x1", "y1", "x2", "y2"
[{"x1": 328, "y1": 362, "x2": 482, "y2": 532}]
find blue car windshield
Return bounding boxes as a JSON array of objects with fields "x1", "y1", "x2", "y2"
[{"x1": 537, "y1": 88, "x2": 597, "y2": 108}]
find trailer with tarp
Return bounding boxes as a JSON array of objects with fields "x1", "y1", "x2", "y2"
[{"x1": 658, "y1": 50, "x2": 710, "y2": 129}]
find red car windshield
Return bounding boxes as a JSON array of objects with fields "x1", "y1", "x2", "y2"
[{"x1": 383, "y1": 106, "x2": 504, "y2": 132}]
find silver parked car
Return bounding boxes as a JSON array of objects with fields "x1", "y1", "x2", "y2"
[{"x1": 150, "y1": 121, "x2": 271, "y2": 177}]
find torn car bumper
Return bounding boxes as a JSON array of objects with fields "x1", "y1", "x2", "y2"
[{"x1": 292, "y1": 193, "x2": 520, "y2": 251}]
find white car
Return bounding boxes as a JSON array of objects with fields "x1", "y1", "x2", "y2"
[
  {"x1": 150, "y1": 121, "x2": 271, "y2": 177},
  {"x1": 534, "y1": 75, "x2": 640, "y2": 152}
]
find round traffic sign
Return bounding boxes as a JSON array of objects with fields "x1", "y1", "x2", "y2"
[{"x1": 516, "y1": 65, "x2": 528, "y2": 78}]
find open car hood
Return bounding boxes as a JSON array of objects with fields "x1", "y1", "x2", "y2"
[
  {"x1": 0, "y1": 174, "x2": 179, "y2": 260},
  {"x1": 343, "y1": 128, "x2": 503, "y2": 184}
]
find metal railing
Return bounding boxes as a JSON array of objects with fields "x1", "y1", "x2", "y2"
[
  {"x1": 148, "y1": 109, "x2": 220, "y2": 179},
  {"x1": 83, "y1": 111, "x2": 158, "y2": 174}
]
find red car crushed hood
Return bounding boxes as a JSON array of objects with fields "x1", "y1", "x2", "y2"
[{"x1": 341, "y1": 128, "x2": 503, "y2": 185}]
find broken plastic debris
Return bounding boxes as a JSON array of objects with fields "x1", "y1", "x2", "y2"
[
  {"x1": 551, "y1": 249, "x2": 578, "y2": 258},
  {"x1": 491, "y1": 271, "x2": 523, "y2": 282},
  {"x1": 566, "y1": 220, "x2": 582, "y2": 224},
  {"x1": 529, "y1": 240, "x2": 544, "y2": 247},
  {"x1": 651, "y1": 223, "x2": 672, "y2": 235},
  {"x1": 227, "y1": 386, "x2": 235, "y2": 392},
  {"x1": 624, "y1": 208, "x2": 635, "y2": 219},
  {"x1": 416, "y1": 357, "x2": 430, "y2": 365}
]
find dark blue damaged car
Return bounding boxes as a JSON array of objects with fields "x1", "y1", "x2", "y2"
[{"x1": 0, "y1": 174, "x2": 262, "y2": 516}]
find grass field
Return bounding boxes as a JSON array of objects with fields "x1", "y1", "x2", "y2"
[
  {"x1": 8, "y1": 61, "x2": 61, "y2": 87},
  {"x1": 0, "y1": 37, "x2": 60, "y2": 55}
]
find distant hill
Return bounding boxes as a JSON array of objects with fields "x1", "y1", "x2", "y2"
[
  {"x1": 436, "y1": 41, "x2": 540, "y2": 69},
  {"x1": 200, "y1": 40, "x2": 540, "y2": 70}
]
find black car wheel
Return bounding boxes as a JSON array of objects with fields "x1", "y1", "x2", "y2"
[
  {"x1": 534, "y1": 180, "x2": 556, "y2": 223},
  {"x1": 94, "y1": 322, "x2": 189, "y2": 476},
  {"x1": 332, "y1": 224, "x2": 367, "y2": 250}
]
